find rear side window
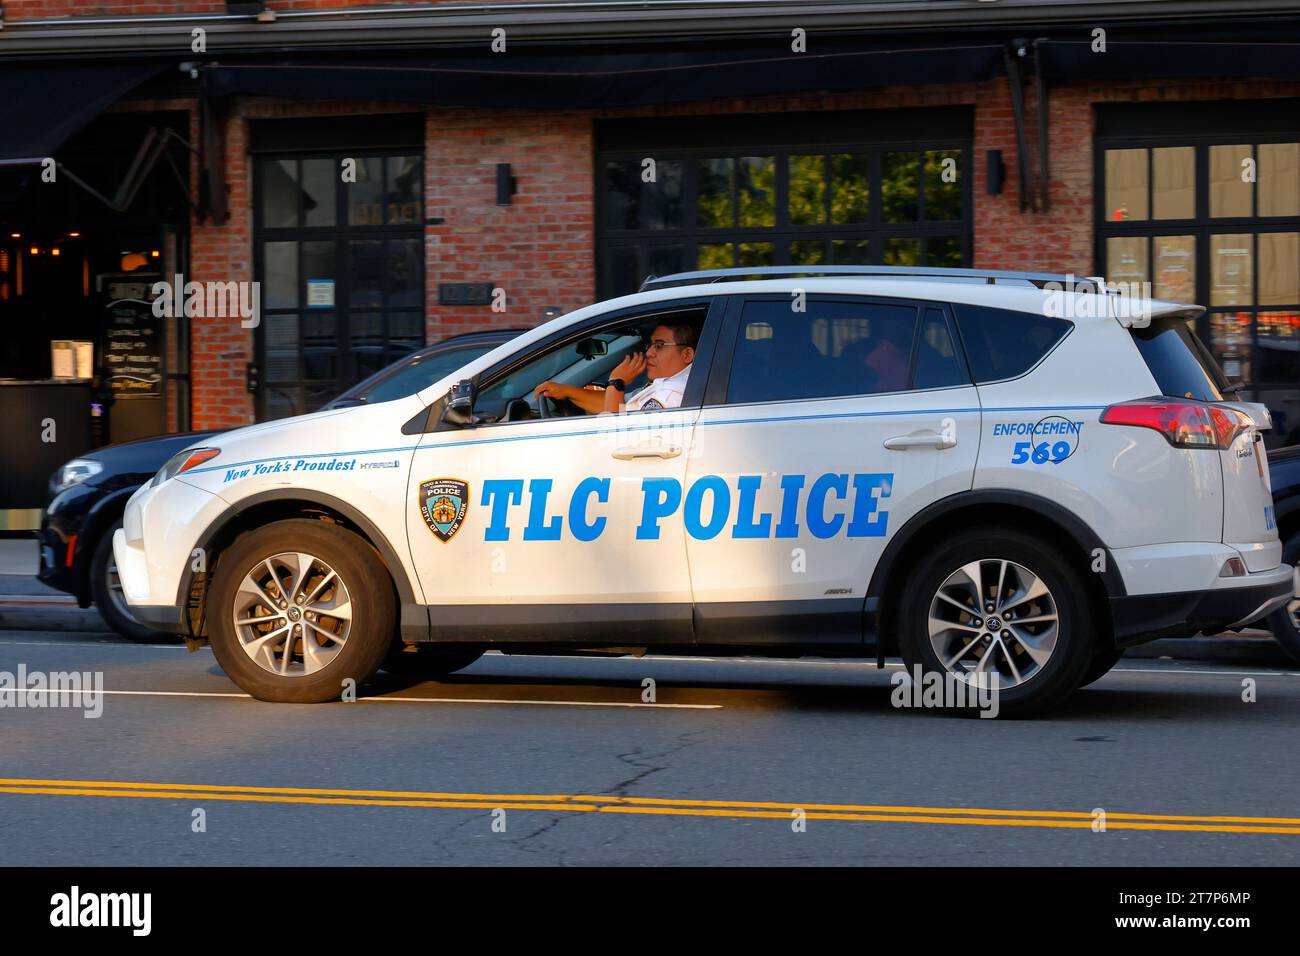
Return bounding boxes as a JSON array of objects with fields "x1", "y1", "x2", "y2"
[
  {"x1": 725, "y1": 299, "x2": 967, "y2": 404},
  {"x1": 953, "y1": 304, "x2": 1072, "y2": 383},
  {"x1": 1130, "y1": 316, "x2": 1228, "y2": 402}
]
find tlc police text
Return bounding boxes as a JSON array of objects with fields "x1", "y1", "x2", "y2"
[{"x1": 478, "y1": 473, "x2": 894, "y2": 541}]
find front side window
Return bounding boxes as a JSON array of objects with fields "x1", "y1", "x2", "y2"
[{"x1": 724, "y1": 299, "x2": 966, "y2": 405}]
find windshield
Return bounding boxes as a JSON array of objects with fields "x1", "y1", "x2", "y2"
[
  {"x1": 326, "y1": 345, "x2": 495, "y2": 408},
  {"x1": 1130, "y1": 316, "x2": 1232, "y2": 402}
]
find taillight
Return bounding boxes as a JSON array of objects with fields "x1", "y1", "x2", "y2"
[{"x1": 1100, "y1": 400, "x2": 1248, "y2": 450}]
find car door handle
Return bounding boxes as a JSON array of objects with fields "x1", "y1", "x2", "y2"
[
  {"x1": 611, "y1": 445, "x2": 682, "y2": 460},
  {"x1": 883, "y1": 430, "x2": 955, "y2": 450}
]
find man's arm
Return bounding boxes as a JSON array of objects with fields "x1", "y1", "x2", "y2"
[
  {"x1": 602, "y1": 351, "x2": 649, "y2": 413},
  {"x1": 533, "y1": 381, "x2": 605, "y2": 414}
]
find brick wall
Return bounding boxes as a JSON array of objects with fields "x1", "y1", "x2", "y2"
[{"x1": 175, "y1": 77, "x2": 1300, "y2": 429}]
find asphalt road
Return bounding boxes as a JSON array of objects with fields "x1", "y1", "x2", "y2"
[{"x1": 1, "y1": 628, "x2": 1299, "y2": 866}]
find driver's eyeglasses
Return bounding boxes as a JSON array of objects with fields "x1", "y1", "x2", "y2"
[{"x1": 646, "y1": 340, "x2": 685, "y2": 352}]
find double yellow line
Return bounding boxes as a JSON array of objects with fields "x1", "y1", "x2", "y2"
[{"x1": 4, "y1": 777, "x2": 1300, "y2": 834}]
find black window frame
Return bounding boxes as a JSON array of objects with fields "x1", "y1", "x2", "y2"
[
  {"x1": 1095, "y1": 102, "x2": 1300, "y2": 438},
  {"x1": 252, "y1": 145, "x2": 425, "y2": 421},
  {"x1": 595, "y1": 110, "x2": 974, "y2": 299}
]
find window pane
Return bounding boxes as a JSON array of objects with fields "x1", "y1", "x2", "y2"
[
  {"x1": 788, "y1": 155, "x2": 826, "y2": 226},
  {"x1": 1260, "y1": 143, "x2": 1300, "y2": 217},
  {"x1": 301, "y1": 158, "x2": 336, "y2": 227},
  {"x1": 914, "y1": 308, "x2": 966, "y2": 389},
  {"x1": 386, "y1": 155, "x2": 422, "y2": 225},
  {"x1": 697, "y1": 242, "x2": 734, "y2": 269},
  {"x1": 1152, "y1": 147, "x2": 1194, "y2": 219},
  {"x1": 726, "y1": 300, "x2": 919, "y2": 403},
  {"x1": 832, "y1": 239, "x2": 869, "y2": 264},
  {"x1": 604, "y1": 159, "x2": 684, "y2": 230},
  {"x1": 882, "y1": 152, "x2": 920, "y2": 222},
  {"x1": 388, "y1": 238, "x2": 422, "y2": 307},
  {"x1": 790, "y1": 240, "x2": 826, "y2": 266},
  {"x1": 926, "y1": 236, "x2": 962, "y2": 267},
  {"x1": 351, "y1": 311, "x2": 382, "y2": 352},
  {"x1": 349, "y1": 240, "x2": 384, "y2": 308},
  {"x1": 1153, "y1": 235, "x2": 1195, "y2": 302},
  {"x1": 302, "y1": 241, "x2": 336, "y2": 301},
  {"x1": 647, "y1": 245, "x2": 686, "y2": 281},
  {"x1": 261, "y1": 159, "x2": 298, "y2": 228},
  {"x1": 348, "y1": 156, "x2": 385, "y2": 225},
  {"x1": 1210, "y1": 145, "x2": 1253, "y2": 218},
  {"x1": 1105, "y1": 148, "x2": 1148, "y2": 222},
  {"x1": 1210, "y1": 310, "x2": 1251, "y2": 383},
  {"x1": 737, "y1": 242, "x2": 773, "y2": 267},
  {"x1": 697, "y1": 159, "x2": 734, "y2": 228},
  {"x1": 1260, "y1": 232, "x2": 1300, "y2": 305},
  {"x1": 361, "y1": 346, "x2": 492, "y2": 405},
  {"x1": 263, "y1": 241, "x2": 298, "y2": 308},
  {"x1": 608, "y1": 245, "x2": 640, "y2": 296},
  {"x1": 924, "y1": 150, "x2": 962, "y2": 221},
  {"x1": 737, "y1": 157, "x2": 776, "y2": 227},
  {"x1": 387, "y1": 312, "x2": 424, "y2": 352},
  {"x1": 1106, "y1": 236, "x2": 1148, "y2": 285},
  {"x1": 1210, "y1": 233, "x2": 1253, "y2": 307},
  {"x1": 884, "y1": 237, "x2": 921, "y2": 266},
  {"x1": 953, "y1": 304, "x2": 1072, "y2": 383},
  {"x1": 1258, "y1": 310, "x2": 1300, "y2": 384},
  {"x1": 830, "y1": 153, "x2": 870, "y2": 224}
]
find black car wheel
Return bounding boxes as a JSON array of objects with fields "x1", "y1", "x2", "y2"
[
  {"x1": 90, "y1": 520, "x2": 179, "y2": 644},
  {"x1": 1265, "y1": 532, "x2": 1300, "y2": 665}
]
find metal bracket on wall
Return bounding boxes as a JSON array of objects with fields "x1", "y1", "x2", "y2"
[
  {"x1": 55, "y1": 126, "x2": 199, "y2": 214},
  {"x1": 1002, "y1": 39, "x2": 1051, "y2": 214}
]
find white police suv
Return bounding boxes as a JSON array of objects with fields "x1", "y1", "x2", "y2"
[{"x1": 114, "y1": 267, "x2": 1292, "y2": 714}]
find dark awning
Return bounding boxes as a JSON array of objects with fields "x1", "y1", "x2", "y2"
[
  {"x1": 0, "y1": 62, "x2": 166, "y2": 164},
  {"x1": 203, "y1": 42, "x2": 1006, "y2": 109},
  {"x1": 1036, "y1": 40, "x2": 1300, "y2": 82}
]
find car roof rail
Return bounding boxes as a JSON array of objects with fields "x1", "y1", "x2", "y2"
[{"x1": 639, "y1": 266, "x2": 1110, "y2": 292}]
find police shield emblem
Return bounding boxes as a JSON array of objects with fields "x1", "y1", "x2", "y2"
[{"x1": 419, "y1": 478, "x2": 469, "y2": 542}]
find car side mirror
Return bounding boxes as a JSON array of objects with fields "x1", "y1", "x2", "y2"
[
  {"x1": 576, "y1": 338, "x2": 608, "y2": 360},
  {"x1": 441, "y1": 378, "x2": 477, "y2": 427}
]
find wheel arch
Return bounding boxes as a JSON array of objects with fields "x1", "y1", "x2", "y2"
[
  {"x1": 866, "y1": 490, "x2": 1121, "y2": 657},
  {"x1": 182, "y1": 488, "x2": 421, "y2": 637}
]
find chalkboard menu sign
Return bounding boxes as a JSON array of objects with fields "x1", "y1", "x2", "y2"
[{"x1": 103, "y1": 298, "x2": 163, "y2": 399}]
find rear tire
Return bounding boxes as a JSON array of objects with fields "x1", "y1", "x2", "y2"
[
  {"x1": 208, "y1": 519, "x2": 395, "y2": 703},
  {"x1": 1265, "y1": 532, "x2": 1300, "y2": 665},
  {"x1": 90, "y1": 521, "x2": 178, "y2": 644},
  {"x1": 898, "y1": 528, "x2": 1095, "y2": 717}
]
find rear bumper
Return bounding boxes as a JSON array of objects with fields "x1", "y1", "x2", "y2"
[{"x1": 1110, "y1": 563, "x2": 1294, "y2": 646}]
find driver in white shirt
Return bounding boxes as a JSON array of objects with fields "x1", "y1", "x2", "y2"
[{"x1": 534, "y1": 321, "x2": 696, "y2": 414}]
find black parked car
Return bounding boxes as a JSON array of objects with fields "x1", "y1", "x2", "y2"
[
  {"x1": 1267, "y1": 444, "x2": 1300, "y2": 663},
  {"x1": 38, "y1": 329, "x2": 524, "y2": 641}
]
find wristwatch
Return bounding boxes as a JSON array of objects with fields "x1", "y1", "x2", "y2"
[{"x1": 607, "y1": 378, "x2": 627, "y2": 392}]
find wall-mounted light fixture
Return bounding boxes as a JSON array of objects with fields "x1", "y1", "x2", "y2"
[
  {"x1": 496, "y1": 163, "x2": 517, "y2": 206},
  {"x1": 986, "y1": 149, "x2": 1006, "y2": 195}
]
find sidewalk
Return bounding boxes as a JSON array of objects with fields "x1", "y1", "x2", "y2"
[{"x1": 0, "y1": 537, "x2": 1294, "y2": 663}]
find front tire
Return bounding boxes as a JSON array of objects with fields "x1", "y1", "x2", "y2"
[
  {"x1": 898, "y1": 528, "x2": 1095, "y2": 717},
  {"x1": 90, "y1": 520, "x2": 177, "y2": 643},
  {"x1": 208, "y1": 519, "x2": 395, "y2": 703}
]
